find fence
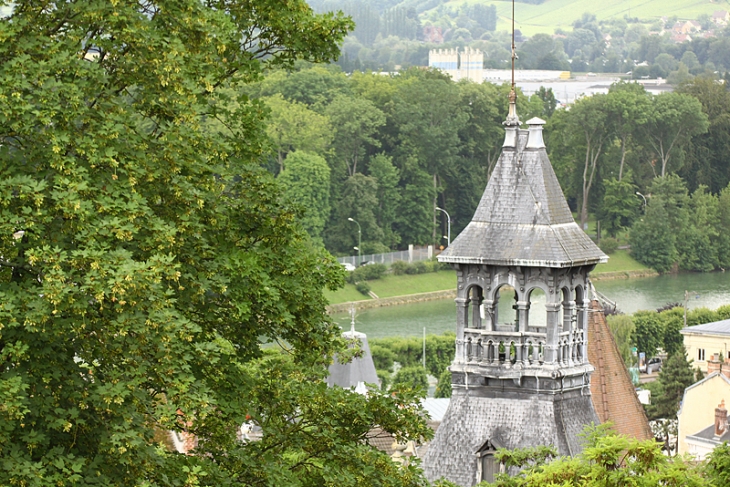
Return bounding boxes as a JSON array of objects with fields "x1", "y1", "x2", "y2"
[{"x1": 336, "y1": 244, "x2": 435, "y2": 267}]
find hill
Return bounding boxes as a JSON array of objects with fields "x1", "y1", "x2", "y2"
[{"x1": 440, "y1": 0, "x2": 728, "y2": 36}]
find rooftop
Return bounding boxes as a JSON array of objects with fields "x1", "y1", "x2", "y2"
[{"x1": 680, "y1": 319, "x2": 730, "y2": 337}]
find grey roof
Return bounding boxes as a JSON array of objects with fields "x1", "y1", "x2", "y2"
[
  {"x1": 439, "y1": 130, "x2": 607, "y2": 267},
  {"x1": 327, "y1": 328, "x2": 380, "y2": 389},
  {"x1": 421, "y1": 398, "x2": 451, "y2": 422},
  {"x1": 680, "y1": 319, "x2": 730, "y2": 337},
  {"x1": 423, "y1": 391, "x2": 598, "y2": 486},
  {"x1": 687, "y1": 423, "x2": 730, "y2": 444}
]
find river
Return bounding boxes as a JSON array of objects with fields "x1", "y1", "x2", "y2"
[{"x1": 331, "y1": 272, "x2": 730, "y2": 339}]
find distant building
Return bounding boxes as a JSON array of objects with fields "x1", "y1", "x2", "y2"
[
  {"x1": 680, "y1": 319, "x2": 730, "y2": 373},
  {"x1": 428, "y1": 47, "x2": 484, "y2": 82},
  {"x1": 713, "y1": 10, "x2": 729, "y2": 26}
]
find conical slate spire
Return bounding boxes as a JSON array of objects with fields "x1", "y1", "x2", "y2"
[{"x1": 439, "y1": 118, "x2": 607, "y2": 268}]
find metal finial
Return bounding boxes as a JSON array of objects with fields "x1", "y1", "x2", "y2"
[{"x1": 504, "y1": 0, "x2": 520, "y2": 127}]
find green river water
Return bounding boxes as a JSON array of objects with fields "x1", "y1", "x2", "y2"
[{"x1": 331, "y1": 272, "x2": 730, "y2": 339}]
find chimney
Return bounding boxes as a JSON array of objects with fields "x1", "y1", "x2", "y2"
[
  {"x1": 708, "y1": 358, "x2": 722, "y2": 375},
  {"x1": 715, "y1": 400, "x2": 728, "y2": 438}
]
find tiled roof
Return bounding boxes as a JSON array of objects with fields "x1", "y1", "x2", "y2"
[
  {"x1": 680, "y1": 319, "x2": 730, "y2": 337},
  {"x1": 439, "y1": 131, "x2": 606, "y2": 267},
  {"x1": 687, "y1": 423, "x2": 730, "y2": 444},
  {"x1": 587, "y1": 301, "x2": 653, "y2": 440}
]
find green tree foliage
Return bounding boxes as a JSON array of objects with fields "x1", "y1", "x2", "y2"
[
  {"x1": 326, "y1": 173, "x2": 383, "y2": 253},
  {"x1": 646, "y1": 352, "x2": 695, "y2": 420},
  {"x1": 392, "y1": 366, "x2": 429, "y2": 396},
  {"x1": 435, "y1": 367, "x2": 452, "y2": 398},
  {"x1": 658, "y1": 307, "x2": 685, "y2": 356},
  {"x1": 0, "y1": 2, "x2": 435, "y2": 486},
  {"x1": 705, "y1": 442, "x2": 730, "y2": 486},
  {"x1": 643, "y1": 92, "x2": 709, "y2": 177},
  {"x1": 263, "y1": 94, "x2": 332, "y2": 171},
  {"x1": 606, "y1": 314, "x2": 635, "y2": 368},
  {"x1": 326, "y1": 95, "x2": 386, "y2": 177},
  {"x1": 370, "y1": 332, "x2": 455, "y2": 378},
  {"x1": 600, "y1": 178, "x2": 639, "y2": 237},
  {"x1": 278, "y1": 151, "x2": 331, "y2": 241},
  {"x1": 484, "y1": 424, "x2": 708, "y2": 487},
  {"x1": 630, "y1": 198, "x2": 678, "y2": 273},
  {"x1": 632, "y1": 311, "x2": 664, "y2": 357},
  {"x1": 369, "y1": 153, "x2": 402, "y2": 248}
]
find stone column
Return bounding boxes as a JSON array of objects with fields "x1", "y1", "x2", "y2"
[
  {"x1": 471, "y1": 287, "x2": 483, "y2": 329},
  {"x1": 482, "y1": 299, "x2": 496, "y2": 331},
  {"x1": 516, "y1": 301, "x2": 530, "y2": 333},
  {"x1": 455, "y1": 297, "x2": 468, "y2": 363},
  {"x1": 544, "y1": 301, "x2": 561, "y2": 364},
  {"x1": 563, "y1": 299, "x2": 576, "y2": 365},
  {"x1": 576, "y1": 298, "x2": 589, "y2": 363}
]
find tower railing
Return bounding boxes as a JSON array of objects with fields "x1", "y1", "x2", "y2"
[{"x1": 462, "y1": 327, "x2": 586, "y2": 367}]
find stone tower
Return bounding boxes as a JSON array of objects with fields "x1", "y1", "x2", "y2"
[{"x1": 423, "y1": 95, "x2": 607, "y2": 486}]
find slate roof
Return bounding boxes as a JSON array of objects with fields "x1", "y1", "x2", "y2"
[
  {"x1": 687, "y1": 423, "x2": 730, "y2": 444},
  {"x1": 327, "y1": 328, "x2": 380, "y2": 389},
  {"x1": 680, "y1": 319, "x2": 730, "y2": 337},
  {"x1": 439, "y1": 128, "x2": 607, "y2": 268},
  {"x1": 423, "y1": 392, "x2": 598, "y2": 486}
]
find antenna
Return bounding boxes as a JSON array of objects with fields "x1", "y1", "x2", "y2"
[
  {"x1": 504, "y1": 0, "x2": 520, "y2": 126},
  {"x1": 511, "y1": 0, "x2": 515, "y2": 93}
]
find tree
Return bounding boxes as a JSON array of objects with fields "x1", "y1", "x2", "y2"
[
  {"x1": 648, "y1": 352, "x2": 695, "y2": 421},
  {"x1": 392, "y1": 366, "x2": 429, "y2": 397},
  {"x1": 326, "y1": 173, "x2": 384, "y2": 253},
  {"x1": 278, "y1": 151, "x2": 331, "y2": 242},
  {"x1": 369, "y1": 153, "x2": 402, "y2": 249},
  {"x1": 631, "y1": 311, "x2": 664, "y2": 358},
  {"x1": 643, "y1": 93, "x2": 709, "y2": 177},
  {"x1": 606, "y1": 314, "x2": 635, "y2": 368},
  {"x1": 630, "y1": 201, "x2": 677, "y2": 273},
  {"x1": 606, "y1": 82, "x2": 651, "y2": 181},
  {"x1": 435, "y1": 368, "x2": 452, "y2": 398},
  {"x1": 263, "y1": 94, "x2": 333, "y2": 171},
  {"x1": 569, "y1": 94, "x2": 612, "y2": 229},
  {"x1": 0, "y1": 2, "x2": 432, "y2": 486},
  {"x1": 485, "y1": 424, "x2": 709, "y2": 487},
  {"x1": 600, "y1": 178, "x2": 638, "y2": 237},
  {"x1": 326, "y1": 95, "x2": 386, "y2": 177}
]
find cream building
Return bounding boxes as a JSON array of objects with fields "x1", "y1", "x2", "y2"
[
  {"x1": 680, "y1": 319, "x2": 730, "y2": 373},
  {"x1": 677, "y1": 372, "x2": 730, "y2": 457}
]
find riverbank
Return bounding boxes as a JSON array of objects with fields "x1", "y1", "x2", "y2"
[{"x1": 325, "y1": 249, "x2": 658, "y2": 314}]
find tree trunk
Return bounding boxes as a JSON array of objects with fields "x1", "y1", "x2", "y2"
[{"x1": 618, "y1": 135, "x2": 627, "y2": 181}]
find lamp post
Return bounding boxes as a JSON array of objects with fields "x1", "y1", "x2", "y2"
[
  {"x1": 435, "y1": 207, "x2": 451, "y2": 246},
  {"x1": 348, "y1": 218, "x2": 361, "y2": 265},
  {"x1": 635, "y1": 192, "x2": 647, "y2": 212}
]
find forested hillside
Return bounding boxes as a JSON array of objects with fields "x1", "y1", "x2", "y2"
[
  {"x1": 248, "y1": 65, "x2": 730, "y2": 274},
  {"x1": 310, "y1": 0, "x2": 730, "y2": 82}
]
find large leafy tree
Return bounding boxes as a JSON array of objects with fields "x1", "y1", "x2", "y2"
[{"x1": 0, "y1": 2, "x2": 431, "y2": 486}]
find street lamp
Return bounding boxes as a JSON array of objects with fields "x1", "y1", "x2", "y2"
[
  {"x1": 635, "y1": 192, "x2": 647, "y2": 212},
  {"x1": 348, "y1": 218, "x2": 361, "y2": 264},
  {"x1": 435, "y1": 207, "x2": 451, "y2": 246}
]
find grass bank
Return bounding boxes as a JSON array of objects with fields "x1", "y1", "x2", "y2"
[{"x1": 326, "y1": 249, "x2": 652, "y2": 306}]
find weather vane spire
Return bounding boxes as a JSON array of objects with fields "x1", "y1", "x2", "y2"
[{"x1": 504, "y1": 0, "x2": 520, "y2": 127}]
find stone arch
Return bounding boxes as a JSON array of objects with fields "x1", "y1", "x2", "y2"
[
  {"x1": 491, "y1": 283, "x2": 518, "y2": 331},
  {"x1": 463, "y1": 283, "x2": 485, "y2": 330}
]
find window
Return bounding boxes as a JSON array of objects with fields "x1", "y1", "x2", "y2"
[{"x1": 699, "y1": 349, "x2": 706, "y2": 361}]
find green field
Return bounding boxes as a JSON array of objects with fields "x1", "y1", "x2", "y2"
[
  {"x1": 325, "y1": 270, "x2": 457, "y2": 304},
  {"x1": 442, "y1": 0, "x2": 727, "y2": 36},
  {"x1": 594, "y1": 249, "x2": 650, "y2": 273}
]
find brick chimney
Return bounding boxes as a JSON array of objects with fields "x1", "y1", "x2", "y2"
[
  {"x1": 715, "y1": 400, "x2": 728, "y2": 438},
  {"x1": 708, "y1": 358, "x2": 722, "y2": 375}
]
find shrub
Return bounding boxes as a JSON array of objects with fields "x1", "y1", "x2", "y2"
[
  {"x1": 346, "y1": 263, "x2": 387, "y2": 283},
  {"x1": 599, "y1": 237, "x2": 619, "y2": 254},
  {"x1": 390, "y1": 260, "x2": 409, "y2": 275},
  {"x1": 376, "y1": 369, "x2": 390, "y2": 390},
  {"x1": 435, "y1": 367, "x2": 452, "y2": 398},
  {"x1": 391, "y1": 366, "x2": 428, "y2": 396},
  {"x1": 370, "y1": 344, "x2": 396, "y2": 371},
  {"x1": 355, "y1": 281, "x2": 371, "y2": 296}
]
